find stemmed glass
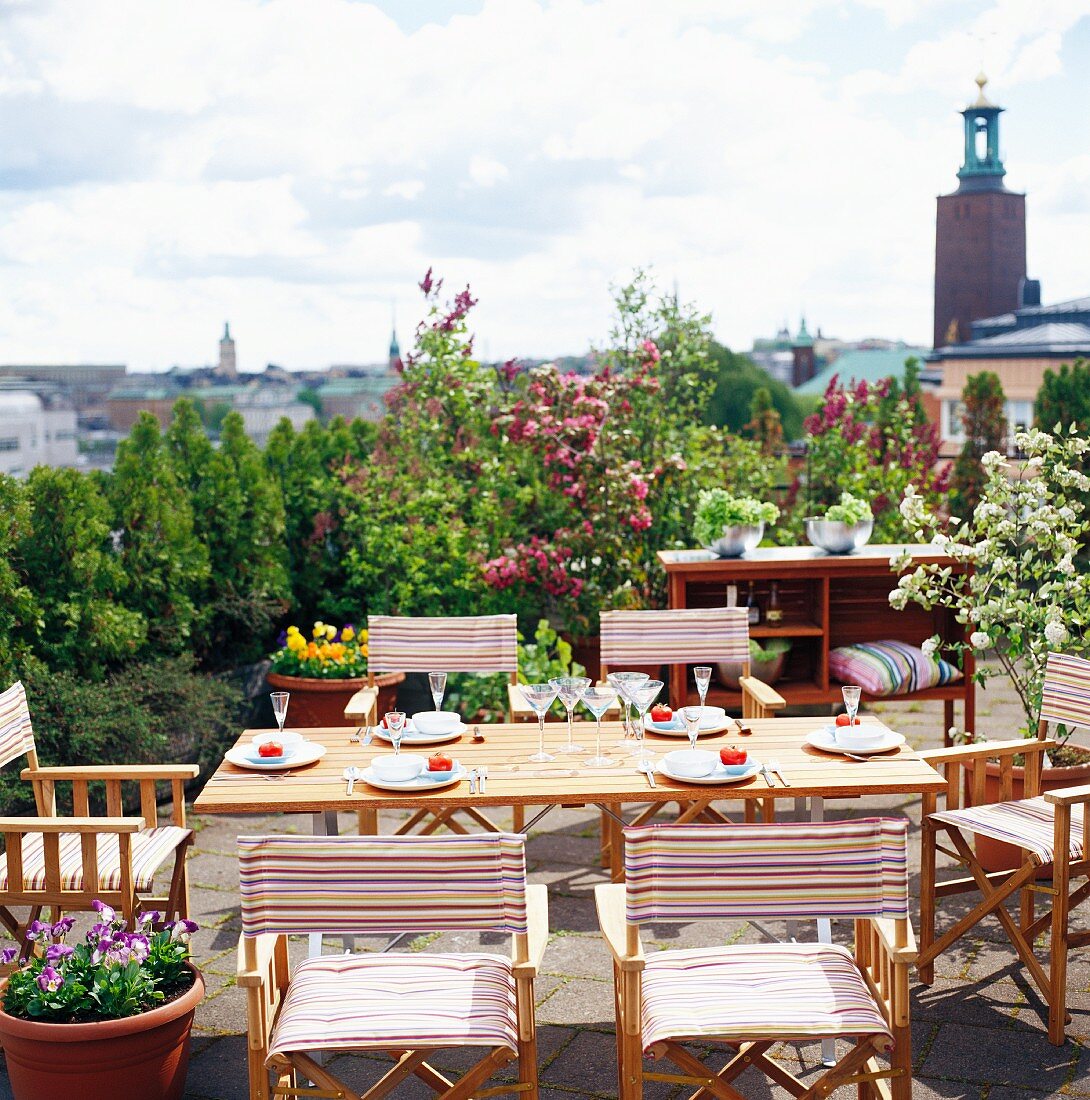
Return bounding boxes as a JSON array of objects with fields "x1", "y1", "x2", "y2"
[
  {"x1": 694, "y1": 666, "x2": 712, "y2": 721},
  {"x1": 520, "y1": 683, "x2": 559, "y2": 763},
  {"x1": 607, "y1": 671, "x2": 649, "y2": 748},
  {"x1": 428, "y1": 671, "x2": 447, "y2": 713},
  {"x1": 841, "y1": 684, "x2": 862, "y2": 726},
  {"x1": 627, "y1": 679, "x2": 664, "y2": 761},
  {"x1": 385, "y1": 710, "x2": 407, "y2": 756},
  {"x1": 270, "y1": 692, "x2": 290, "y2": 736},
  {"x1": 550, "y1": 677, "x2": 590, "y2": 754},
  {"x1": 681, "y1": 705, "x2": 704, "y2": 752},
  {"x1": 581, "y1": 686, "x2": 618, "y2": 768}
]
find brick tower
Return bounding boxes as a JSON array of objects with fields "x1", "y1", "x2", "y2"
[{"x1": 933, "y1": 74, "x2": 1026, "y2": 348}]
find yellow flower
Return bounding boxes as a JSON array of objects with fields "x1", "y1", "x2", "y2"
[
  {"x1": 324, "y1": 624, "x2": 336, "y2": 641},
  {"x1": 306, "y1": 641, "x2": 318, "y2": 658},
  {"x1": 341, "y1": 626, "x2": 355, "y2": 642},
  {"x1": 286, "y1": 625, "x2": 300, "y2": 637},
  {"x1": 360, "y1": 644, "x2": 368, "y2": 657},
  {"x1": 287, "y1": 634, "x2": 305, "y2": 652},
  {"x1": 313, "y1": 621, "x2": 325, "y2": 639}
]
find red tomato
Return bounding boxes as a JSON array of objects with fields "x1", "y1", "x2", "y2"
[
  {"x1": 836, "y1": 714, "x2": 861, "y2": 726},
  {"x1": 720, "y1": 745, "x2": 747, "y2": 766},
  {"x1": 428, "y1": 752, "x2": 453, "y2": 771},
  {"x1": 258, "y1": 741, "x2": 284, "y2": 758},
  {"x1": 650, "y1": 704, "x2": 673, "y2": 723}
]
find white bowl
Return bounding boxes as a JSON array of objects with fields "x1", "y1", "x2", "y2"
[
  {"x1": 663, "y1": 749, "x2": 718, "y2": 778},
  {"x1": 251, "y1": 730, "x2": 306, "y2": 751},
  {"x1": 413, "y1": 710, "x2": 461, "y2": 735},
  {"x1": 371, "y1": 754, "x2": 426, "y2": 782},
  {"x1": 833, "y1": 724, "x2": 886, "y2": 750},
  {"x1": 695, "y1": 706, "x2": 726, "y2": 728}
]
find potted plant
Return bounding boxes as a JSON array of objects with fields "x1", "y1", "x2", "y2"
[
  {"x1": 805, "y1": 491, "x2": 874, "y2": 554},
  {"x1": 716, "y1": 637, "x2": 792, "y2": 690},
  {"x1": 891, "y1": 426, "x2": 1090, "y2": 869},
  {"x1": 0, "y1": 904, "x2": 204, "y2": 1100},
  {"x1": 267, "y1": 620, "x2": 404, "y2": 726},
  {"x1": 693, "y1": 489, "x2": 780, "y2": 558}
]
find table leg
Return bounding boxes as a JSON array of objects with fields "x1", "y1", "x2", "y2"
[
  {"x1": 812, "y1": 797, "x2": 836, "y2": 1068},
  {"x1": 785, "y1": 797, "x2": 807, "y2": 943}
]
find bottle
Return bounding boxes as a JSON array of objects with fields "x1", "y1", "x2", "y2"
[
  {"x1": 746, "y1": 582, "x2": 760, "y2": 626},
  {"x1": 766, "y1": 581, "x2": 783, "y2": 624}
]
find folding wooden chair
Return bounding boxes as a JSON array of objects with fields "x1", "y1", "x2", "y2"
[
  {"x1": 596, "y1": 818, "x2": 915, "y2": 1100},
  {"x1": 345, "y1": 614, "x2": 530, "y2": 834},
  {"x1": 236, "y1": 832, "x2": 547, "y2": 1100},
  {"x1": 918, "y1": 650, "x2": 1090, "y2": 1045},
  {"x1": 0, "y1": 681, "x2": 198, "y2": 956}
]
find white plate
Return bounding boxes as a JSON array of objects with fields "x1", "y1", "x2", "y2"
[
  {"x1": 372, "y1": 720, "x2": 467, "y2": 745},
  {"x1": 656, "y1": 758, "x2": 762, "y2": 785},
  {"x1": 807, "y1": 727, "x2": 905, "y2": 756},
  {"x1": 225, "y1": 741, "x2": 327, "y2": 771},
  {"x1": 358, "y1": 763, "x2": 469, "y2": 792},
  {"x1": 644, "y1": 715, "x2": 732, "y2": 737}
]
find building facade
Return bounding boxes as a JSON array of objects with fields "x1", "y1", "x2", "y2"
[{"x1": 0, "y1": 391, "x2": 79, "y2": 475}]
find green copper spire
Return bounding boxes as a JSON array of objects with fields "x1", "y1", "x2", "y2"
[{"x1": 957, "y1": 73, "x2": 1006, "y2": 191}]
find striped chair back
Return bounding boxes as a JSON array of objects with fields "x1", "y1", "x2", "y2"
[
  {"x1": 1040, "y1": 652, "x2": 1090, "y2": 731},
  {"x1": 238, "y1": 833, "x2": 528, "y2": 938},
  {"x1": 624, "y1": 819, "x2": 909, "y2": 924},
  {"x1": 600, "y1": 607, "x2": 750, "y2": 668},
  {"x1": 366, "y1": 615, "x2": 519, "y2": 675},
  {"x1": 0, "y1": 683, "x2": 35, "y2": 770}
]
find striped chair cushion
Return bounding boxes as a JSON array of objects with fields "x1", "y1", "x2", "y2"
[
  {"x1": 0, "y1": 826, "x2": 188, "y2": 892},
  {"x1": 641, "y1": 942, "x2": 892, "y2": 1050},
  {"x1": 367, "y1": 615, "x2": 518, "y2": 674},
  {"x1": 625, "y1": 819, "x2": 909, "y2": 923},
  {"x1": 599, "y1": 607, "x2": 749, "y2": 667},
  {"x1": 268, "y1": 953, "x2": 518, "y2": 1061},
  {"x1": 1040, "y1": 652, "x2": 1090, "y2": 730},
  {"x1": 238, "y1": 834, "x2": 528, "y2": 937},
  {"x1": 829, "y1": 640, "x2": 961, "y2": 698},
  {"x1": 932, "y1": 797, "x2": 1085, "y2": 866},
  {"x1": 0, "y1": 682, "x2": 34, "y2": 771}
]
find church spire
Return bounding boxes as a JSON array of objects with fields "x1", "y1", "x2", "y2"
[{"x1": 957, "y1": 73, "x2": 1007, "y2": 192}]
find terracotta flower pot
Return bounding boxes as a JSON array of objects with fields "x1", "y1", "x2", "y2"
[
  {"x1": 0, "y1": 963, "x2": 204, "y2": 1100},
  {"x1": 266, "y1": 671, "x2": 405, "y2": 727},
  {"x1": 964, "y1": 758, "x2": 1090, "y2": 873}
]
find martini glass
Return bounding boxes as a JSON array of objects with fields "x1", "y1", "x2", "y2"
[
  {"x1": 581, "y1": 686, "x2": 618, "y2": 768},
  {"x1": 550, "y1": 676, "x2": 590, "y2": 754},
  {"x1": 841, "y1": 684, "x2": 862, "y2": 725},
  {"x1": 520, "y1": 682, "x2": 559, "y2": 763},
  {"x1": 607, "y1": 671, "x2": 649, "y2": 748},
  {"x1": 681, "y1": 705, "x2": 704, "y2": 752},
  {"x1": 385, "y1": 710, "x2": 407, "y2": 756},
  {"x1": 270, "y1": 692, "x2": 289, "y2": 735},
  {"x1": 428, "y1": 671, "x2": 447, "y2": 713},
  {"x1": 628, "y1": 679, "x2": 664, "y2": 761},
  {"x1": 694, "y1": 666, "x2": 712, "y2": 720}
]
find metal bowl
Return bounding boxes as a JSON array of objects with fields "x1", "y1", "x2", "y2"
[
  {"x1": 716, "y1": 651, "x2": 788, "y2": 691},
  {"x1": 706, "y1": 522, "x2": 765, "y2": 559},
  {"x1": 805, "y1": 517, "x2": 874, "y2": 555}
]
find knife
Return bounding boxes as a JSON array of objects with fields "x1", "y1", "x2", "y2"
[
  {"x1": 770, "y1": 761, "x2": 790, "y2": 788},
  {"x1": 640, "y1": 762, "x2": 657, "y2": 788}
]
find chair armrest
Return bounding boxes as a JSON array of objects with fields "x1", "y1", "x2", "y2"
[
  {"x1": 1044, "y1": 782, "x2": 1090, "y2": 807},
  {"x1": 21, "y1": 765, "x2": 199, "y2": 781},
  {"x1": 738, "y1": 676, "x2": 785, "y2": 714},
  {"x1": 507, "y1": 682, "x2": 534, "y2": 718},
  {"x1": 594, "y1": 883, "x2": 643, "y2": 971},
  {"x1": 0, "y1": 816, "x2": 145, "y2": 834},
  {"x1": 513, "y1": 883, "x2": 549, "y2": 978},
  {"x1": 237, "y1": 931, "x2": 283, "y2": 988},
  {"x1": 918, "y1": 738, "x2": 1055, "y2": 766},
  {"x1": 343, "y1": 686, "x2": 377, "y2": 722},
  {"x1": 869, "y1": 916, "x2": 917, "y2": 965}
]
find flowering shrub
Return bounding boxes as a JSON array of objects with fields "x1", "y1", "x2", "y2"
[
  {"x1": 2, "y1": 902, "x2": 197, "y2": 1022},
  {"x1": 269, "y1": 621, "x2": 368, "y2": 679},
  {"x1": 890, "y1": 427, "x2": 1090, "y2": 750}
]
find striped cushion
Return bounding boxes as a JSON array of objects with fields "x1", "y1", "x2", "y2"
[
  {"x1": 0, "y1": 682, "x2": 34, "y2": 770},
  {"x1": 932, "y1": 797, "x2": 1085, "y2": 865},
  {"x1": 367, "y1": 615, "x2": 518, "y2": 674},
  {"x1": 641, "y1": 942, "x2": 892, "y2": 1050},
  {"x1": 238, "y1": 834, "x2": 528, "y2": 938},
  {"x1": 829, "y1": 641, "x2": 961, "y2": 698},
  {"x1": 600, "y1": 608, "x2": 749, "y2": 667},
  {"x1": 0, "y1": 826, "x2": 189, "y2": 892},
  {"x1": 268, "y1": 953, "x2": 518, "y2": 1060},
  {"x1": 1041, "y1": 652, "x2": 1090, "y2": 730},
  {"x1": 625, "y1": 819, "x2": 909, "y2": 923}
]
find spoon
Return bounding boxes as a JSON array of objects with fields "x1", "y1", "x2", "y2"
[
  {"x1": 472, "y1": 725, "x2": 485, "y2": 743},
  {"x1": 343, "y1": 766, "x2": 359, "y2": 795}
]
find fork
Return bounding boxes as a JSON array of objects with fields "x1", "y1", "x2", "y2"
[
  {"x1": 469, "y1": 768, "x2": 479, "y2": 794},
  {"x1": 478, "y1": 764, "x2": 488, "y2": 793}
]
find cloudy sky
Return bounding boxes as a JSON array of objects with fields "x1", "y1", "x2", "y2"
[{"x1": 1, "y1": 0, "x2": 1088, "y2": 371}]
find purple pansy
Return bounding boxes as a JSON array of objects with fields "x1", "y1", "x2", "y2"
[
  {"x1": 37, "y1": 966, "x2": 63, "y2": 993},
  {"x1": 45, "y1": 943, "x2": 73, "y2": 963}
]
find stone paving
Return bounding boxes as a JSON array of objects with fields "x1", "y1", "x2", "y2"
[{"x1": 3, "y1": 679, "x2": 1088, "y2": 1099}]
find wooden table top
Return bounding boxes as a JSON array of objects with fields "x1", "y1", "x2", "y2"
[{"x1": 193, "y1": 717, "x2": 945, "y2": 816}]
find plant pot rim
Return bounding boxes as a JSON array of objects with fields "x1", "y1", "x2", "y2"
[
  {"x1": 266, "y1": 671, "x2": 404, "y2": 691},
  {"x1": 0, "y1": 962, "x2": 204, "y2": 1044}
]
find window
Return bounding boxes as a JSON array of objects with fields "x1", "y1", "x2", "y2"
[
  {"x1": 1006, "y1": 400, "x2": 1033, "y2": 436},
  {"x1": 941, "y1": 399, "x2": 966, "y2": 445},
  {"x1": 0, "y1": 438, "x2": 19, "y2": 452}
]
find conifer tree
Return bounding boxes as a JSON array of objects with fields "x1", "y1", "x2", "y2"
[{"x1": 950, "y1": 371, "x2": 1006, "y2": 520}]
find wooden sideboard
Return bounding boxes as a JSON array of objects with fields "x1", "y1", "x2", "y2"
[{"x1": 657, "y1": 544, "x2": 974, "y2": 735}]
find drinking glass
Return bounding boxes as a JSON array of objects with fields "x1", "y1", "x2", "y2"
[
  {"x1": 627, "y1": 679, "x2": 664, "y2": 760},
  {"x1": 841, "y1": 685, "x2": 862, "y2": 725},
  {"x1": 428, "y1": 671, "x2": 447, "y2": 713},
  {"x1": 385, "y1": 710, "x2": 407, "y2": 756},
  {"x1": 607, "y1": 671, "x2": 649, "y2": 748},
  {"x1": 681, "y1": 705, "x2": 704, "y2": 752},
  {"x1": 581, "y1": 686, "x2": 618, "y2": 768},
  {"x1": 270, "y1": 692, "x2": 289, "y2": 735},
  {"x1": 694, "y1": 666, "x2": 712, "y2": 718},
  {"x1": 550, "y1": 676, "x2": 590, "y2": 754},
  {"x1": 519, "y1": 683, "x2": 559, "y2": 763}
]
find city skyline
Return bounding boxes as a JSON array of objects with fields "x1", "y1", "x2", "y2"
[{"x1": 1, "y1": 0, "x2": 1088, "y2": 371}]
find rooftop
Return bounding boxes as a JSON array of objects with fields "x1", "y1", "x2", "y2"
[{"x1": 793, "y1": 345, "x2": 926, "y2": 396}]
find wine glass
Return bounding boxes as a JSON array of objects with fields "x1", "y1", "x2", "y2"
[
  {"x1": 550, "y1": 676, "x2": 590, "y2": 754},
  {"x1": 694, "y1": 666, "x2": 712, "y2": 719},
  {"x1": 841, "y1": 684, "x2": 862, "y2": 727},
  {"x1": 519, "y1": 683, "x2": 559, "y2": 763},
  {"x1": 681, "y1": 705, "x2": 703, "y2": 752},
  {"x1": 581, "y1": 686, "x2": 618, "y2": 768},
  {"x1": 385, "y1": 710, "x2": 407, "y2": 756},
  {"x1": 270, "y1": 692, "x2": 289, "y2": 735},
  {"x1": 627, "y1": 679, "x2": 664, "y2": 761},
  {"x1": 607, "y1": 671, "x2": 649, "y2": 748},
  {"x1": 428, "y1": 671, "x2": 447, "y2": 713}
]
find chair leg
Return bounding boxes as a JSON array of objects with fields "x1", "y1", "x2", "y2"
[
  {"x1": 517, "y1": 1028, "x2": 538, "y2": 1100},
  {"x1": 600, "y1": 809, "x2": 611, "y2": 868},
  {"x1": 620, "y1": 1028, "x2": 643, "y2": 1100},
  {"x1": 918, "y1": 816, "x2": 936, "y2": 985},
  {"x1": 512, "y1": 805, "x2": 525, "y2": 832},
  {"x1": 1049, "y1": 807, "x2": 1072, "y2": 1046}
]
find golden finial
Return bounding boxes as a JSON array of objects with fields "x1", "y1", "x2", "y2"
[{"x1": 973, "y1": 72, "x2": 996, "y2": 108}]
